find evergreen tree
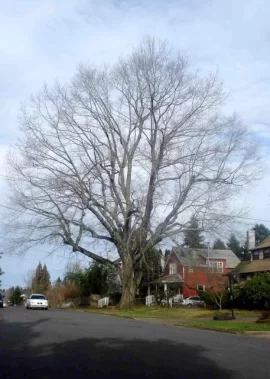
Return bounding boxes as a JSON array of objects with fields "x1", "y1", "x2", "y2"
[
  {"x1": 184, "y1": 216, "x2": 205, "y2": 248},
  {"x1": 64, "y1": 262, "x2": 118, "y2": 297},
  {"x1": 10, "y1": 286, "x2": 23, "y2": 305},
  {"x1": 32, "y1": 262, "x2": 43, "y2": 291},
  {"x1": 141, "y1": 248, "x2": 162, "y2": 283},
  {"x1": 213, "y1": 238, "x2": 226, "y2": 250},
  {"x1": 41, "y1": 264, "x2": 51, "y2": 290},
  {"x1": 32, "y1": 262, "x2": 51, "y2": 292},
  {"x1": 227, "y1": 234, "x2": 243, "y2": 259},
  {"x1": 164, "y1": 249, "x2": 171, "y2": 259},
  {"x1": 55, "y1": 277, "x2": 62, "y2": 286},
  {"x1": 0, "y1": 267, "x2": 3, "y2": 288},
  {"x1": 252, "y1": 224, "x2": 270, "y2": 245}
]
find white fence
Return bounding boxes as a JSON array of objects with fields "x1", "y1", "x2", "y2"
[
  {"x1": 146, "y1": 295, "x2": 155, "y2": 306},
  {"x1": 98, "y1": 297, "x2": 110, "y2": 308}
]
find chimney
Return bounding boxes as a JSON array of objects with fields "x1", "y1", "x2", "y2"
[{"x1": 247, "y1": 230, "x2": 255, "y2": 251}]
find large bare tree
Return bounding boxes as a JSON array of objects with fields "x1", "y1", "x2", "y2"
[{"x1": 6, "y1": 38, "x2": 260, "y2": 307}]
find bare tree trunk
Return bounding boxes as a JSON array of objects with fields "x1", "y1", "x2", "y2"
[
  {"x1": 118, "y1": 255, "x2": 142, "y2": 308},
  {"x1": 119, "y1": 276, "x2": 137, "y2": 309}
]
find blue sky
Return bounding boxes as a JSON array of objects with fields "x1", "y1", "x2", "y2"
[{"x1": 1, "y1": 0, "x2": 270, "y2": 288}]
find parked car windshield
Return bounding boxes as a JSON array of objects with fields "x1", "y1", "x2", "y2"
[{"x1": 30, "y1": 295, "x2": 46, "y2": 300}]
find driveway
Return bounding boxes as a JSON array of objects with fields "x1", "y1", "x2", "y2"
[{"x1": 0, "y1": 307, "x2": 269, "y2": 378}]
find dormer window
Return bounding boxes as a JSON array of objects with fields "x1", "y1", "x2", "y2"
[{"x1": 169, "y1": 263, "x2": 177, "y2": 275}]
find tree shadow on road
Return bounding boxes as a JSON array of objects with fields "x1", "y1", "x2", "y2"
[{"x1": 0, "y1": 313, "x2": 234, "y2": 379}]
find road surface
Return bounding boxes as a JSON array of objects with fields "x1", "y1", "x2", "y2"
[{"x1": 0, "y1": 307, "x2": 269, "y2": 378}]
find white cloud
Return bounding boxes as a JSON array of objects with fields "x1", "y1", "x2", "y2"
[{"x1": 1, "y1": 0, "x2": 270, "y2": 286}]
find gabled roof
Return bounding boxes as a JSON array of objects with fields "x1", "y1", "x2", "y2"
[
  {"x1": 233, "y1": 258, "x2": 270, "y2": 274},
  {"x1": 250, "y1": 236, "x2": 270, "y2": 251},
  {"x1": 172, "y1": 247, "x2": 240, "y2": 269}
]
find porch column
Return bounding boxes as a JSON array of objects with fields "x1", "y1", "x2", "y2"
[
  {"x1": 164, "y1": 283, "x2": 168, "y2": 293},
  {"x1": 147, "y1": 285, "x2": 151, "y2": 296}
]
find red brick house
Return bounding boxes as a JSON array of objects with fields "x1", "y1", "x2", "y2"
[{"x1": 147, "y1": 247, "x2": 240, "y2": 298}]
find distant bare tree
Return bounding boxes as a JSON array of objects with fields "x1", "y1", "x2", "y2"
[
  {"x1": 6, "y1": 38, "x2": 260, "y2": 307},
  {"x1": 24, "y1": 269, "x2": 35, "y2": 291}
]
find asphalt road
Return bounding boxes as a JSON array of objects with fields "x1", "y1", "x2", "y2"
[{"x1": 0, "y1": 307, "x2": 270, "y2": 379}]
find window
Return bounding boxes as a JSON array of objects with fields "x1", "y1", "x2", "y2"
[
  {"x1": 252, "y1": 251, "x2": 259, "y2": 260},
  {"x1": 30, "y1": 295, "x2": 46, "y2": 300},
  {"x1": 209, "y1": 261, "x2": 223, "y2": 273},
  {"x1": 217, "y1": 262, "x2": 223, "y2": 273},
  {"x1": 188, "y1": 267, "x2": 193, "y2": 273},
  {"x1": 264, "y1": 249, "x2": 270, "y2": 259},
  {"x1": 169, "y1": 263, "x2": 177, "y2": 275},
  {"x1": 197, "y1": 284, "x2": 205, "y2": 292}
]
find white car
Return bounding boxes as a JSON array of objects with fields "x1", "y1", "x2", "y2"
[{"x1": 26, "y1": 294, "x2": 48, "y2": 310}]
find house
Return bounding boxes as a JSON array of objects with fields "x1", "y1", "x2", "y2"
[
  {"x1": 233, "y1": 230, "x2": 270, "y2": 281},
  {"x1": 147, "y1": 247, "x2": 240, "y2": 298}
]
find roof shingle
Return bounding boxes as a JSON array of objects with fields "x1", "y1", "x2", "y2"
[
  {"x1": 172, "y1": 247, "x2": 240, "y2": 268},
  {"x1": 233, "y1": 259, "x2": 270, "y2": 274}
]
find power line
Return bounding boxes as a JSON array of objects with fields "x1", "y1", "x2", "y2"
[{"x1": 0, "y1": 203, "x2": 270, "y2": 224}]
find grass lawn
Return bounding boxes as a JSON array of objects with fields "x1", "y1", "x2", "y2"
[
  {"x1": 84, "y1": 306, "x2": 259, "y2": 320},
  {"x1": 80, "y1": 307, "x2": 270, "y2": 334},
  {"x1": 177, "y1": 320, "x2": 270, "y2": 333}
]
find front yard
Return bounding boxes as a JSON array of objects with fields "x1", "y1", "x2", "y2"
[{"x1": 81, "y1": 306, "x2": 270, "y2": 334}]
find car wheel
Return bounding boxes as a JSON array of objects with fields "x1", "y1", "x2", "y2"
[
  {"x1": 44, "y1": 308, "x2": 48, "y2": 310},
  {"x1": 187, "y1": 303, "x2": 192, "y2": 307}
]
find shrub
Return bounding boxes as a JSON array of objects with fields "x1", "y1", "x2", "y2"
[
  {"x1": 256, "y1": 310, "x2": 270, "y2": 323},
  {"x1": 234, "y1": 274, "x2": 270, "y2": 310}
]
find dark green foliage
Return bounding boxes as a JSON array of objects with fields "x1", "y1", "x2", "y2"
[
  {"x1": 0, "y1": 267, "x2": 3, "y2": 287},
  {"x1": 242, "y1": 273, "x2": 270, "y2": 309},
  {"x1": 64, "y1": 262, "x2": 120, "y2": 297},
  {"x1": 212, "y1": 239, "x2": 226, "y2": 250},
  {"x1": 138, "y1": 248, "x2": 163, "y2": 297},
  {"x1": 32, "y1": 262, "x2": 51, "y2": 292},
  {"x1": 234, "y1": 273, "x2": 270, "y2": 309},
  {"x1": 184, "y1": 216, "x2": 205, "y2": 248},
  {"x1": 141, "y1": 248, "x2": 163, "y2": 283},
  {"x1": 227, "y1": 234, "x2": 243, "y2": 259},
  {"x1": 41, "y1": 264, "x2": 51, "y2": 290},
  {"x1": 252, "y1": 224, "x2": 270, "y2": 245},
  {"x1": 55, "y1": 277, "x2": 62, "y2": 286},
  {"x1": 10, "y1": 286, "x2": 23, "y2": 305},
  {"x1": 164, "y1": 249, "x2": 171, "y2": 259}
]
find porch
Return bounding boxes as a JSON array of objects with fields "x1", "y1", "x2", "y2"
[{"x1": 146, "y1": 273, "x2": 184, "y2": 307}]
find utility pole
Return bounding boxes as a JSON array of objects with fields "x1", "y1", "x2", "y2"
[{"x1": 0, "y1": 252, "x2": 3, "y2": 291}]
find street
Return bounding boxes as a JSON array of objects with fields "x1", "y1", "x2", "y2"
[{"x1": 0, "y1": 307, "x2": 269, "y2": 378}]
